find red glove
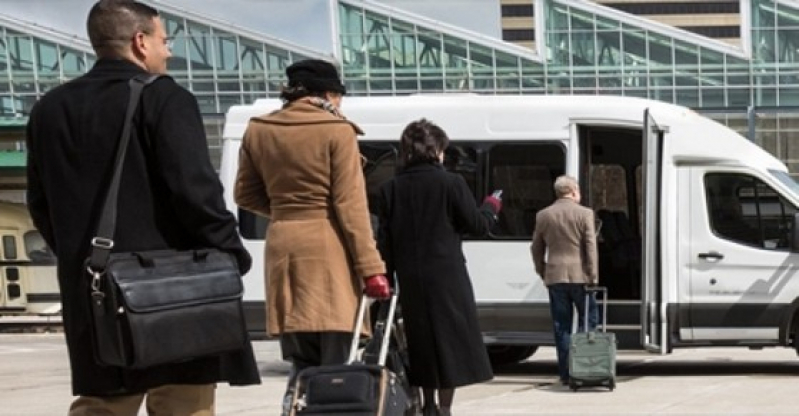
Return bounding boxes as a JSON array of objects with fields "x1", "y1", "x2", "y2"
[
  {"x1": 364, "y1": 274, "x2": 390, "y2": 299},
  {"x1": 482, "y1": 195, "x2": 502, "y2": 214}
]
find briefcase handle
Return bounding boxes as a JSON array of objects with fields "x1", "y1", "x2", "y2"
[{"x1": 347, "y1": 289, "x2": 398, "y2": 366}]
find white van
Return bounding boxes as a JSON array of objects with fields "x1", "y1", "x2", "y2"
[
  {"x1": 0, "y1": 201, "x2": 59, "y2": 315},
  {"x1": 220, "y1": 94, "x2": 799, "y2": 365}
]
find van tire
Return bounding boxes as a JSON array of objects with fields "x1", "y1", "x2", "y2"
[{"x1": 487, "y1": 345, "x2": 538, "y2": 367}]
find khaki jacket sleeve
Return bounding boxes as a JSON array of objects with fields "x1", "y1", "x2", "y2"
[
  {"x1": 582, "y1": 210, "x2": 598, "y2": 283},
  {"x1": 329, "y1": 125, "x2": 385, "y2": 279},
  {"x1": 234, "y1": 124, "x2": 271, "y2": 218}
]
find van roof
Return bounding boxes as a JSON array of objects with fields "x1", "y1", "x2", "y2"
[{"x1": 223, "y1": 94, "x2": 785, "y2": 173}]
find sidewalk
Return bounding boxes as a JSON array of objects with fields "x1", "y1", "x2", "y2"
[{"x1": 2, "y1": 333, "x2": 799, "y2": 415}]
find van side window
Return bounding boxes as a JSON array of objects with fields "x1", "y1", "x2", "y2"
[
  {"x1": 2, "y1": 235, "x2": 17, "y2": 260},
  {"x1": 705, "y1": 173, "x2": 797, "y2": 249},
  {"x1": 487, "y1": 143, "x2": 565, "y2": 238},
  {"x1": 443, "y1": 144, "x2": 479, "y2": 198},
  {"x1": 236, "y1": 143, "x2": 401, "y2": 241},
  {"x1": 362, "y1": 143, "x2": 400, "y2": 215}
]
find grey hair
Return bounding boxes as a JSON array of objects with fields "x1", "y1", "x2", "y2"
[{"x1": 553, "y1": 175, "x2": 579, "y2": 198}]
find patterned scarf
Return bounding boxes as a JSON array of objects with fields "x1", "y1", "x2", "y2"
[{"x1": 298, "y1": 96, "x2": 345, "y2": 119}]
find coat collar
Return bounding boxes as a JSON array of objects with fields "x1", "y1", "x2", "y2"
[
  {"x1": 554, "y1": 198, "x2": 578, "y2": 205},
  {"x1": 251, "y1": 101, "x2": 364, "y2": 134},
  {"x1": 399, "y1": 162, "x2": 444, "y2": 174},
  {"x1": 87, "y1": 58, "x2": 150, "y2": 78}
]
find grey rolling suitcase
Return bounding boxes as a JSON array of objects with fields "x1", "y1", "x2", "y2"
[
  {"x1": 289, "y1": 291, "x2": 411, "y2": 415},
  {"x1": 568, "y1": 286, "x2": 617, "y2": 391}
]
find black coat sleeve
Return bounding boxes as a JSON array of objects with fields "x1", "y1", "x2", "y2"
[
  {"x1": 448, "y1": 174, "x2": 496, "y2": 237},
  {"x1": 376, "y1": 181, "x2": 394, "y2": 279},
  {"x1": 147, "y1": 82, "x2": 251, "y2": 274},
  {"x1": 25, "y1": 104, "x2": 57, "y2": 254}
]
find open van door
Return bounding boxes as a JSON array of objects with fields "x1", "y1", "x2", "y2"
[{"x1": 641, "y1": 110, "x2": 667, "y2": 353}]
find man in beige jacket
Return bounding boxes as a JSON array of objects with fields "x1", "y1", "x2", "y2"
[{"x1": 531, "y1": 175, "x2": 598, "y2": 385}]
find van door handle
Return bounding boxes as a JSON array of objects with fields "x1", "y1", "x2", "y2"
[{"x1": 698, "y1": 251, "x2": 724, "y2": 260}]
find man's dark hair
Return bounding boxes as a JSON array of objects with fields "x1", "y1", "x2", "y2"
[
  {"x1": 87, "y1": 0, "x2": 159, "y2": 58},
  {"x1": 399, "y1": 118, "x2": 449, "y2": 167}
]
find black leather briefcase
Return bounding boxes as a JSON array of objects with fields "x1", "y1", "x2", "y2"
[{"x1": 87, "y1": 249, "x2": 247, "y2": 369}]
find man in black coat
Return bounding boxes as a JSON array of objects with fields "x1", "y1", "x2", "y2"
[{"x1": 25, "y1": 1, "x2": 259, "y2": 414}]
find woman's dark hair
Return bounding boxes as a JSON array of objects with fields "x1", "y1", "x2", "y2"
[
  {"x1": 400, "y1": 118, "x2": 449, "y2": 166},
  {"x1": 279, "y1": 86, "x2": 327, "y2": 103}
]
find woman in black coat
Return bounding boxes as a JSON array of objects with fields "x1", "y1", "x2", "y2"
[{"x1": 377, "y1": 119, "x2": 502, "y2": 416}]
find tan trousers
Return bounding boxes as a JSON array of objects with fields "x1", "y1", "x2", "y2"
[{"x1": 68, "y1": 384, "x2": 215, "y2": 416}]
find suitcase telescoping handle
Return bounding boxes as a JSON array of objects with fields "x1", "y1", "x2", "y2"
[
  {"x1": 346, "y1": 289, "x2": 398, "y2": 366},
  {"x1": 585, "y1": 286, "x2": 608, "y2": 333}
]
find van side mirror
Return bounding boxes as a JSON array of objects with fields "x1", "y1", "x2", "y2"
[{"x1": 792, "y1": 213, "x2": 799, "y2": 253}]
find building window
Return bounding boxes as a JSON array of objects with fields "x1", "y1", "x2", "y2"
[
  {"x1": 502, "y1": 29, "x2": 535, "y2": 42},
  {"x1": 501, "y1": 4, "x2": 534, "y2": 18},
  {"x1": 679, "y1": 26, "x2": 740, "y2": 39},
  {"x1": 603, "y1": 2, "x2": 739, "y2": 15}
]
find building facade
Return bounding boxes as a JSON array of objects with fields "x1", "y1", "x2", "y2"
[
  {"x1": 0, "y1": 0, "x2": 798, "y2": 171},
  {"x1": 501, "y1": 0, "x2": 744, "y2": 50}
]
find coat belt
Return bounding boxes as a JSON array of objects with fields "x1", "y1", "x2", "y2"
[{"x1": 270, "y1": 208, "x2": 334, "y2": 221}]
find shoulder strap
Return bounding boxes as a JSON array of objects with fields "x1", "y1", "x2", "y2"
[{"x1": 88, "y1": 74, "x2": 163, "y2": 272}]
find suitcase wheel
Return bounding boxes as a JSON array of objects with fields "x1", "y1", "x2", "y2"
[
  {"x1": 569, "y1": 380, "x2": 578, "y2": 392},
  {"x1": 607, "y1": 379, "x2": 615, "y2": 391}
]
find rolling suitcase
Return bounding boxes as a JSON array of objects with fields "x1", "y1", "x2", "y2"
[
  {"x1": 568, "y1": 286, "x2": 617, "y2": 391},
  {"x1": 289, "y1": 291, "x2": 411, "y2": 416},
  {"x1": 362, "y1": 302, "x2": 422, "y2": 416}
]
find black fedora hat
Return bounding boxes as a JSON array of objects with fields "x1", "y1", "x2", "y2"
[{"x1": 286, "y1": 59, "x2": 346, "y2": 95}]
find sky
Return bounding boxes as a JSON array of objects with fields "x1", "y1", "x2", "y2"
[{"x1": 0, "y1": 0, "x2": 502, "y2": 54}]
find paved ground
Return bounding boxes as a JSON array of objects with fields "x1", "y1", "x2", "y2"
[{"x1": 1, "y1": 333, "x2": 799, "y2": 415}]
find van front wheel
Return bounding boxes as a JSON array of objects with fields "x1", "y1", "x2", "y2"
[{"x1": 487, "y1": 345, "x2": 538, "y2": 368}]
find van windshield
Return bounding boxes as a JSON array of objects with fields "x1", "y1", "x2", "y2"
[{"x1": 770, "y1": 169, "x2": 799, "y2": 198}]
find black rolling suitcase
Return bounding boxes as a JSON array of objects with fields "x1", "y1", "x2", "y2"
[
  {"x1": 289, "y1": 291, "x2": 411, "y2": 416},
  {"x1": 362, "y1": 301, "x2": 421, "y2": 415},
  {"x1": 568, "y1": 286, "x2": 617, "y2": 391}
]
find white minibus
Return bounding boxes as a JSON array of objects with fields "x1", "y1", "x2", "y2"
[{"x1": 221, "y1": 94, "x2": 799, "y2": 365}]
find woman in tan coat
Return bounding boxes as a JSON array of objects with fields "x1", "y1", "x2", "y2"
[{"x1": 234, "y1": 59, "x2": 389, "y2": 415}]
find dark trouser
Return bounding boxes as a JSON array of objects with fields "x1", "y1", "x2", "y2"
[
  {"x1": 279, "y1": 332, "x2": 352, "y2": 414},
  {"x1": 547, "y1": 284, "x2": 596, "y2": 382}
]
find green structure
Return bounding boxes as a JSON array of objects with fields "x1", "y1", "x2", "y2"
[
  {"x1": 336, "y1": 0, "x2": 545, "y2": 95},
  {"x1": 1, "y1": 0, "x2": 799, "y2": 169},
  {"x1": 0, "y1": 14, "x2": 95, "y2": 118},
  {"x1": 154, "y1": 4, "x2": 329, "y2": 114},
  {"x1": 333, "y1": 0, "x2": 799, "y2": 172}
]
